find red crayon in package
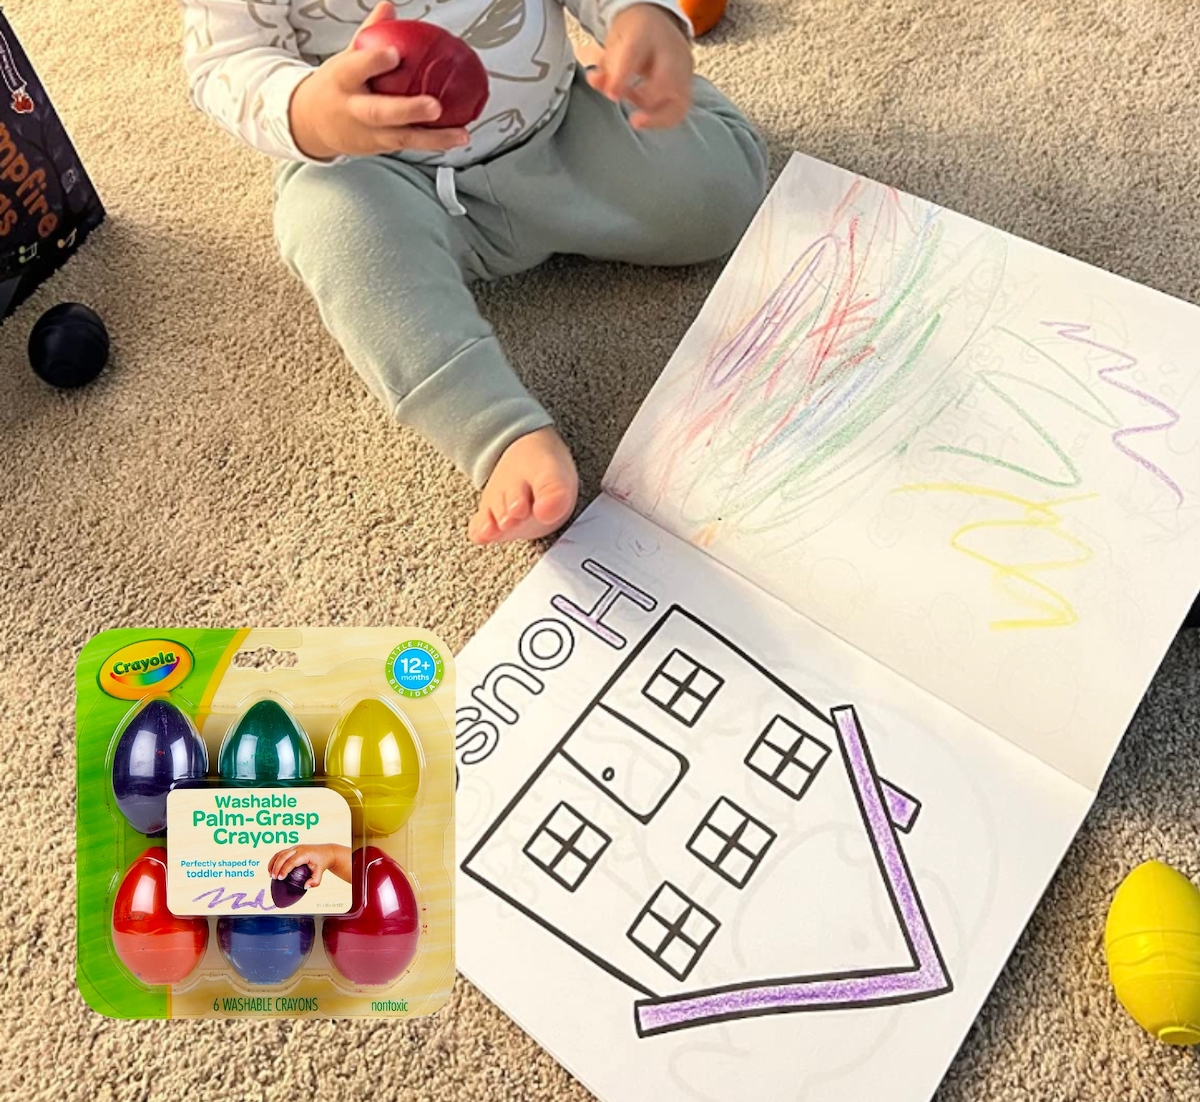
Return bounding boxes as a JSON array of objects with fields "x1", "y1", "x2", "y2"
[{"x1": 0, "y1": 9, "x2": 104, "y2": 320}]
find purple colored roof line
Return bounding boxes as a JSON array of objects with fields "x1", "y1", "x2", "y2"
[{"x1": 634, "y1": 705, "x2": 950, "y2": 1036}]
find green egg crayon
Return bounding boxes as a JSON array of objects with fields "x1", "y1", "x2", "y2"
[{"x1": 218, "y1": 699, "x2": 314, "y2": 784}]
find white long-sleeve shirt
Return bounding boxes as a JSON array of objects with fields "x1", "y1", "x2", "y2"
[{"x1": 181, "y1": 0, "x2": 689, "y2": 166}]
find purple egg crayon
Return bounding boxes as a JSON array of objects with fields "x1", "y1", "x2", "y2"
[
  {"x1": 111, "y1": 698, "x2": 208, "y2": 835},
  {"x1": 270, "y1": 864, "x2": 312, "y2": 909}
]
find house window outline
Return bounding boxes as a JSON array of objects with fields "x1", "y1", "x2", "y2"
[
  {"x1": 627, "y1": 882, "x2": 720, "y2": 982},
  {"x1": 745, "y1": 715, "x2": 832, "y2": 800},
  {"x1": 642, "y1": 648, "x2": 724, "y2": 727},
  {"x1": 686, "y1": 796, "x2": 778, "y2": 889},
  {"x1": 522, "y1": 801, "x2": 612, "y2": 893}
]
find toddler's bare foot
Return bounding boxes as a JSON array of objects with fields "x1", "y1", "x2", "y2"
[{"x1": 469, "y1": 427, "x2": 579, "y2": 545}]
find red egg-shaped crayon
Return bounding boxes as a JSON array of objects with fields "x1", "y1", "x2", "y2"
[
  {"x1": 354, "y1": 19, "x2": 489, "y2": 128},
  {"x1": 322, "y1": 846, "x2": 420, "y2": 985},
  {"x1": 111, "y1": 847, "x2": 209, "y2": 985}
]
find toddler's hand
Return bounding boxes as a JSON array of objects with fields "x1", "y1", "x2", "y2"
[
  {"x1": 288, "y1": 1, "x2": 470, "y2": 160},
  {"x1": 587, "y1": 4, "x2": 694, "y2": 130},
  {"x1": 268, "y1": 843, "x2": 351, "y2": 888}
]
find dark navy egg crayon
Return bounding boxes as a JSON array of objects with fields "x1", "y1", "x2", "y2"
[
  {"x1": 217, "y1": 699, "x2": 314, "y2": 784},
  {"x1": 111, "y1": 699, "x2": 208, "y2": 834},
  {"x1": 111, "y1": 847, "x2": 209, "y2": 985},
  {"x1": 323, "y1": 847, "x2": 420, "y2": 986},
  {"x1": 270, "y1": 864, "x2": 312, "y2": 909},
  {"x1": 217, "y1": 915, "x2": 315, "y2": 985}
]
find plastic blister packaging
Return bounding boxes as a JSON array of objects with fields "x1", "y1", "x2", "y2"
[{"x1": 76, "y1": 628, "x2": 454, "y2": 1020}]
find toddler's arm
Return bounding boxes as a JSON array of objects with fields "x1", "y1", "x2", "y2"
[
  {"x1": 182, "y1": 0, "x2": 469, "y2": 161},
  {"x1": 181, "y1": 0, "x2": 317, "y2": 161},
  {"x1": 569, "y1": 2, "x2": 696, "y2": 130}
]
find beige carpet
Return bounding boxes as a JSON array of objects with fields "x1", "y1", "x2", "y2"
[{"x1": 2, "y1": 0, "x2": 1198, "y2": 1097}]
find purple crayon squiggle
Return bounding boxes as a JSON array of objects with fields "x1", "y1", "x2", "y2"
[
  {"x1": 707, "y1": 241, "x2": 832, "y2": 390},
  {"x1": 1043, "y1": 321, "x2": 1185, "y2": 506},
  {"x1": 634, "y1": 706, "x2": 949, "y2": 1036},
  {"x1": 192, "y1": 885, "x2": 274, "y2": 911}
]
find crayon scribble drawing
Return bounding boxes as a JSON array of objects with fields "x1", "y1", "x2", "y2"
[
  {"x1": 609, "y1": 178, "x2": 1008, "y2": 543},
  {"x1": 608, "y1": 167, "x2": 1189, "y2": 633},
  {"x1": 453, "y1": 154, "x2": 1200, "y2": 1102},
  {"x1": 461, "y1": 605, "x2": 951, "y2": 1037}
]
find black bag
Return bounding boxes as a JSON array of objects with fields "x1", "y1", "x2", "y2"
[{"x1": 0, "y1": 7, "x2": 104, "y2": 321}]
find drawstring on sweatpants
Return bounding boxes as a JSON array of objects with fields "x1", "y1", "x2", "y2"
[{"x1": 436, "y1": 165, "x2": 467, "y2": 217}]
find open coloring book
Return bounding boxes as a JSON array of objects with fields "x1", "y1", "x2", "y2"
[{"x1": 453, "y1": 153, "x2": 1200, "y2": 1102}]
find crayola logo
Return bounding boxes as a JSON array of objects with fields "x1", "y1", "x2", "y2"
[{"x1": 100, "y1": 639, "x2": 194, "y2": 700}]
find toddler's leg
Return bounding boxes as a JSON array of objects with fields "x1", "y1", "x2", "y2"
[
  {"x1": 273, "y1": 158, "x2": 576, "y2": 543},
  {"x1": 492, "y1": 68, "x2": 770, "y2": 267}
]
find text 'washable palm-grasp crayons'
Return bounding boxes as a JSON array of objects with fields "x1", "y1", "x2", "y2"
[{"x1": 75, "y1": 628, "x2": 455, "y2": 1020}]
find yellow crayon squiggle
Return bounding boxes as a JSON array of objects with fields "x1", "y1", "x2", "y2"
[{"x1": 895, "y1": 483, "x2": 1097, "y2": 629}]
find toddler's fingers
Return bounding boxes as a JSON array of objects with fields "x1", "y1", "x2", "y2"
[
  {"x1": 629, "y1": 86, "x2": 690, "y2": 129},
  {"x1": 270, "y1": 848, "x2": 298, "y2": 877},
  {"x1": 602, "y1": 40, "x2": 651, "y2": 101},
  {"x1": 307, "y1": 868, "x2": 323, "y2": 889},
  {"x1": 351, "y1": 92, "x2": 443, "y2": 129},
  {"x1": 357, "y1": 0, "x2": 395, "y2": 34},
  {"x1": 628, "y1": 60, "x2": 692, "y2": 128},
  {"x1": 585, "y1": 64, "x2": 608, "y2": 94},
  {"x1": 332, "y1": 45, "x2": 401, "y2": 93},
  {"x1": 631, "y1": 103, "x2": 685, "y2": 130},
  {"x1": 375, "y1": 125, "x2": 471, "y2": 153}
]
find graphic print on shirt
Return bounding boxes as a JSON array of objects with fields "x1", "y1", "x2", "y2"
[
  {"x1": 461, "y1": 604, "x2": 952, "y2": 1037},
  {"x1": 463, "y1": 0, "x2": 554, "y2": 83},
  {"x1": 183, "y1": 0, "x2": 682, "y2": 162}
]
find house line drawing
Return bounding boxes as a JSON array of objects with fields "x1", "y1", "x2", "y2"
[{"x1": 461, "y1": 603, "x2": 952, "y2": 1036}]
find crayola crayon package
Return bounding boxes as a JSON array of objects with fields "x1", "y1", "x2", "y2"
[
  {"x1": 0, "y1": 8, "x2": 104, "y2": 319},
  {"x1": 75, "y1": 628, "x2": 455, "y2": 1020}
]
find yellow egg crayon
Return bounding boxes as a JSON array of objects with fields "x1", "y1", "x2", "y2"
[
  {"x1": 325, "y1": 697, "x2": 422, "y2": 836},
  {"x1": 1105, "y1": 860, "x2": 1200, "y2": 1046}
]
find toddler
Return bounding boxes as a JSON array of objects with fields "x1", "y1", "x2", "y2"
[{"x1": 182, "y1": 0, "x2": 767, "y2": 542}]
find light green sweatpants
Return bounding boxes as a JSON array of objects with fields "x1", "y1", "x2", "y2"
[{"x1": 274, "y1": 67, "x2": 769, "y2": 487}]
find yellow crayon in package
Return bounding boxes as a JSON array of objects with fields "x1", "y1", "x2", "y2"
[{"x1": 75, "y1": 628, "x2": 454, "y2": 1019}]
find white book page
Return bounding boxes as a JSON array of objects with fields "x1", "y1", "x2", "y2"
[
  {"x1": 606, "y1": 153, "x2": 1200, "y2": 791},
  {"x1": 456, "y1": 495, "x2": 1092, "y2": 1102}
]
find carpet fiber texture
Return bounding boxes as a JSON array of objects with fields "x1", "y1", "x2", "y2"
[{"x1": 2, "y1": 1, "x2": 1198, "y2": 1099}]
